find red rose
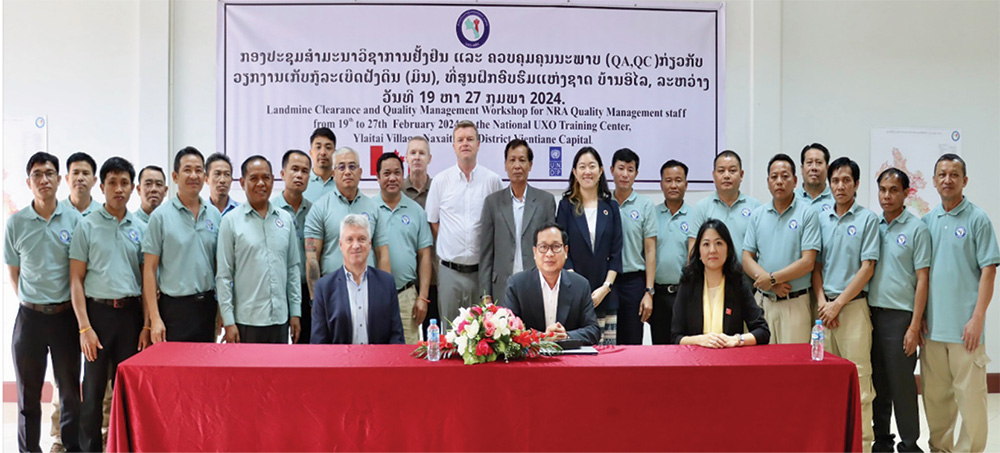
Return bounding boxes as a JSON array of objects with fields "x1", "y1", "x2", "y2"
[
  {"x1": 471, "y1": 306, "x2": 483, "y2": 316},
  {"x1": 487, "y1": 304, "x2": 499, "y2": 313},
  {"x1": 475, "y1": 339, "x2": 493, "y2": 356}
]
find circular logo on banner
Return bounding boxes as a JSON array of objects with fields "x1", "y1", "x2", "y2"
[
  {"x1": 456, "y1": 10, "x2": 490, "y2": 49},
  {"x1": 741, "y1": 208, "x2": 752, "y2": 218},
  {"x1": 896, "y1": 234, "x2": 907, "y2": 246},
  {"x1": 630, "y1": 210, "x2": 640, "y2": 220},
  {"x1": 205, "y1": 219, "x2": 215, "y2": 232},
  {"x1": 59, "y1": 230, "x2": 71, "y2": 244},
  {"x1": 955, "y1": 226, "x2": 967, "y2": 239},
  {"x1": 128, "y1": 229, "x2": 140, "y2": 243},
  {"x1": 275, "y1": 218, "x2": 284, "y2": 229},
  {"x1": 680, "y1": 222, "x2": 689, "y2": 233},
  {"x1": 549, "y1": 148, "x2": 561, "y2": 160},
  {"x1": 401, "y1": 214, "x2": 411, "y2": 225},
  {"x1": 822, "y1": 204, "x2": 832, "y2": 212},
  {"x1": 788, "y1": 220, "x2": 798, "y2": 230},
  {"x1": 847, "y1": 225, "x2": 858, "y2": 237},
  {"x1": 952, "y1": 131, "x2": 961, "y2": 142},
  {"x1": 35, "y1": 117, "x2": 45, "y2": 128}
]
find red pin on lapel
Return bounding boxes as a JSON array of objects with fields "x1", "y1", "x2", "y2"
[
  {"x1": 603, "y1": 209, "x2": 609, "y2": 216},
  {"x1": 725, "y1": 308, "x2": 732, "y2": 315}
]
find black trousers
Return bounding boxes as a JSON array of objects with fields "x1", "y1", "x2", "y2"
[
  {"x1": 81, "y1": 301, "x2": 142, "y2": 453},
  {"x1": 12, "y1": 305, "x2": 81, "y2": 453},
  {"x1": 615, "y1": 271, "x2": 646, "y2": 345},
  {"x1": 297, "y1": 281, "x2": 312, "y2": 344},
  {"x1": 237, "y1": 323, "x2": 290, "y2": 344},
  {"x1": 421, "y1": 284, "x2": 439, "y2": 336},
  {"x1": 160, "y1": 291, "x2": 217, "y2": 342},
  {"x1": 871, "y1": 306, "x2": 922, "y2": 452},
  {"x1": 649, "y1": 284, "x2": 678, "y2": 345}
]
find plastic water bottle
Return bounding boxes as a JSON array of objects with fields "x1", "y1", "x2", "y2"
[
  {"x1": 811, "y1": 320, "x2": 825, "y2": 361},
  {"x1": 427, "y1": 319, "x2": 441, "y2": 362}
]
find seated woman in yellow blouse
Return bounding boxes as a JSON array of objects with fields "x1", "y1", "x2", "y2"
[{"x1": 671, "y1": 219, "x2": 770, "y2": 347}]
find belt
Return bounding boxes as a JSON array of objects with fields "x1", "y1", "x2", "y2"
[
  {"x1": 397, "y1": 281, "x2": 416, "y2": 293},
  {"x1": 655, "y1": 283, "x2": 679, "y2": 294},
  {"x1": 758, "y1": 288, "x2": 810, "y2": 300},
  {"x1": 87, "y1": 296, "x2": 140, "y2": 309},
  {"x1": 20, "y1": 301, "x2": 72, "y2": 315},
  {"x1": 827, "y1": 291, "x2": 867, "y2": 302},
  {"x1": 164, "y1": 290, "x2": 214, "y2": 302},
  {"x1": 441, "y1": 260, "x2": 478, "y2": 273}
]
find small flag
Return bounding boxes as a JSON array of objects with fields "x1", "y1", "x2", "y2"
[
  {"x1": 725, "y1": 308, "x2": 732, "y2": 315},
  {"x1": 370, "y1": 146, "x2": 383, "y2": 175}
]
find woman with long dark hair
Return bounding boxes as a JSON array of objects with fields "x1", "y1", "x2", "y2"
[
  {"x1": 556, "y1": 147, "x2": 623, "y2": 345},
  {"x1": 671, "y1": 218, "x2": 769, "y2": 347}
]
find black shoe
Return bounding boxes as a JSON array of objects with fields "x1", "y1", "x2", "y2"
[{"x1": 872, "y1": 441, "x2": 895, "y2": 453}]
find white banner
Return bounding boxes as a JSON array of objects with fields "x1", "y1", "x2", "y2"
[
  {"x1": 219, "y1": 1, "x2": 725, "y2": 190},
  {"x1": 869, "y1": 127, "x2": 962, "y2": 217}
]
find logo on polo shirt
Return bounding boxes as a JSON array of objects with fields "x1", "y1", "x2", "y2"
[
  {"x1": 741, "y1": 208, "x2": 752, "y2": 218},
  {"x1": 204, "y1": 219, "x2": 215, "y2": 232},
  {"x1": 362, "y1": 212, "x2": 371, "y2": 222},
  {"x1": 680, "y1": 222, "x2": 689, "y2": 233},
  {"x1": 630, "y1": 210, "x2": 640, "y2": 220},
  {"x1": 59, "y1": 230, "x2": 71, "y2": 244},
  {"x1": 955, "y1": 226, "x2": 967, "y2": 238},
  {"x1": 896, "y1": 234, "x2": 907, "y2": 246},
  {"x1": 847, "y1": 225, "x2": 857, "y2": 237},
  {"x1": 401, "y1": 214, "x2": 411, "y2": 225},
  {"x1": 275, "y1": 218, "x2": 284, "y2": 229},
  {"x1": 822, "y1": 204, "x2": 832, "y2": 211},
  {"x1": 128, "y1": 229, "x2": 140, "y2": 243},
  {"x1": 788, "y1": 220, "x2": 798, "y2": 230}
]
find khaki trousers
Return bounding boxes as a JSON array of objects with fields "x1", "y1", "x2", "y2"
[
  {"x1": 826, "y1": 297, "x2": 875, "y2": 453},
  {"x1": 755, "y1": 291, "x2": 812, "y2": 344},
  {"x1": 397, "y1": 286, "x2": 420, "y2": 345},
  {"x1": 920, "y1": 340, "x2": 990, "y2": 453}
]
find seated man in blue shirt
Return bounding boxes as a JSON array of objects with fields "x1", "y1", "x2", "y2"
[
  {"x1": 311, "y1": 214, "x2": 404, "y2": 344},
  {"x1": 501, "y1": 222, "x2": 601, "y2": 345}
]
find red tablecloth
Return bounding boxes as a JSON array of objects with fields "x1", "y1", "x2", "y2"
[{"x1": 108, "y1": 343, "x2": 861, "y2": 452}]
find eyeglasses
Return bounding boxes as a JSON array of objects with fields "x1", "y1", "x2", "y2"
[
  {"x1": 335, "y1": 163, "x2": 359, "y2": 172},
  {"x1": 536, "y1": 243, "x2": 565, "y2": 254},
  {"x1": 29, "y1": 171, "x2": 58, "y2": 180}
]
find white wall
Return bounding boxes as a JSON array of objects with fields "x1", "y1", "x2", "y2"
[{"x1": 3, "y1": 0, "x2": 999, "y2": 385}]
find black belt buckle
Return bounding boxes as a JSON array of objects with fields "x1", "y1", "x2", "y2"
[
  {"x1": 112, "y1": 299, "x2": 126, "y2": 308},
  {"x1": 39, "y1": 304, "x2": 62, "y2": 315},
  {"x1": 193, "y1": 292, "x2": 210, "y2": 302}
]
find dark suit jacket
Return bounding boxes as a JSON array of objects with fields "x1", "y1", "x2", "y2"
[
  {"x1": 555, "y1": 197, "x2": 623, "y2": 311},
  {"x1": 501, "y1": 269, "x2": 601, "y2": 345},
  {"x1": 311, "y1": 265, "x2": 404, "y2": 344},
  {"x1": 670, "y1": 273, "x2": 770, "y2": 345},
  {"x1": 479, "y1": 184, "x2": 557, "y2": 301}
]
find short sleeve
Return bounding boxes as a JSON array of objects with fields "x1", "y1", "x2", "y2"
[
  {"x1": 973, "y1": 213, "x2": 1000, "y2": 268},
  {"x1": 642, "y1": 199, "x2": 658, "y2": 239},
  {"x1": 416, "y1": 208, "x2": 434, "y2": 249},
  {"x1": 801, "y1": 208, "x2": 823, "y2": 252},
  {"x1": 304, "y1": 201, "x2": 325, "y2": 240},
  {"x1": 425, "y1": 175, "x2": 441, "y2": 223},
  {"x1": 4, "y1": 219, "x2": 20, "y2": 267},
  {"x1": 371, "y1": 206, "x2": 390, "y2": 248},
  {"x1": 743, "y1": 208, "x2": 760, "y2": 253},
  {"x1": 141, "y1": 210, "x2": 164, "y2": 256},
  {"x1": 68, "y1": 221, "x2": 90, "y2": 263},
  {"x1": 912, "y1": 222, "x2": 932, "y2": 270},
  {"x1": 860, "y1": 213, "x2": 881, "y2": 262}
]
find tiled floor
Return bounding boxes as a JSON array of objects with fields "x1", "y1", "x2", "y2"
[{"x1": 4, "y1": 395, "x2": 1000, "y2": 451}]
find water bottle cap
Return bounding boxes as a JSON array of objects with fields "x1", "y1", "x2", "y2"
[
  {"x1": 430, "y1": 319, "x2": 437, "y2": 325},
  {"x1": 815, "y1": 320, "x2": 822, "y2": 325}
]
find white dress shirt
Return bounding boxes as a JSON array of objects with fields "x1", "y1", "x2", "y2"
[
  {"x1": 512, "y1": 189, "x2": 526, "y2": 273},
  {"x1": 345, "y1": 267, "x2": 370, "y2": 345},
  {"x1": 425, "y1": 164, "x2": 503, "y2": 265},
  {"x1": 539, "y1": 270, "x2": 561, "y2": 329}
]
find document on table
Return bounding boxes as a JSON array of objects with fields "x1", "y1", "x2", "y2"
[{"x1": 561, "y1": 346, "x2": 599, "y2": 355}]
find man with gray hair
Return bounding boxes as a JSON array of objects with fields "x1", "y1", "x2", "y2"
[
  {"x1": 304, "y1": 147, "x2": 390, "y2": 301},
  {"x1": 425, "y1": 120, "x2": 502, "y2": 323},
  {"x1": 310, "y1": 214, "x2": 403, "y2": 344}
]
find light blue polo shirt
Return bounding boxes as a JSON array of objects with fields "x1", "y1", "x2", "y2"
[
  {"x1": 797, "y1": 186, "x2": 835, "y2": 216},
  {"x1": 216, "y1": 202, "x2": 301, "y2": 327},
  {"x1": 4, "y1": 202, "x2": 82, "y2": 303},
  {"x1": 272, "y1": 193, "x2": 312, "y2": 281},
  {"x1": 304, "y1": 188, "x2": 389, "y2": 276},
  {"x1": 216, "y1": 197, "x2": 240, "y2": 217},
  {"x1": 744, "y1": 198, "x2": 822, "y2": 294},
  {"x1": 377, "y1": 195, "x2": 434, "y2": 290},
  {"x1": 654, "y1": 202, "x2": 692, "y2": 285},
  {"x1": 618, "y1": 191, "x2": 658, "y2": 274},
  {"x1": 818, "y1": 201, "x2": 881, "y2": 297},
  {"x1": 302, "y1": 170, "x2": 337, "y2": 204},
  {"x1": 689, "y1": 192, "x2": 761, "y2": 263},
  {"x1": 141, "y1": 196, "x2": 222, "y2": 297},
  {"x1": 869, "y1": 210, "x2": 932, "y2": 312},
  {"x1": 60, "y1": 197, "x2": 101, "y2": 217},
  {"x1": 923, "y1": 197, "x2": 1000, "y2": 344},
  {"x1": 69, "y1": 207, "x2": 145, "y2": 299},
  {"x1": 133, "y1": 207, "x2": 152, "y2": 225}
]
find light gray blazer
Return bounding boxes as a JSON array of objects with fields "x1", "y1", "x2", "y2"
[{"x1": 478, "y1": 184, "x2": 556, "y2": 301}]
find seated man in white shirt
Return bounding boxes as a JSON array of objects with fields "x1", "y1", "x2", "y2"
[{"x1": 501, "y1": 222, "x2": 601, "y2": 345}]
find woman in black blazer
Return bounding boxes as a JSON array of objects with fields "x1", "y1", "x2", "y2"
[
  {"x1": 671, "y1": 219, "x2": 769, "y2": 347},
  {"x1": 556, "y1": 147, "x2": 623, "y2": 345}
]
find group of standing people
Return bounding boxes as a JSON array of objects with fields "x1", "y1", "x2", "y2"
[{"x1": 6, "y1": 120, "x2": 995, "y2": 453}]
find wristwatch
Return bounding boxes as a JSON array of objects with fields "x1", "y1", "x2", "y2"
[
  {"x1": 645, "y1": 287, "x2": 655, "y2": 296},
  {"x1": 737, "y1": 334, "x2": 745, "y2": 347},
  {"x1": 769, "y1": 272, "x2": 777, "y2": 286}
]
